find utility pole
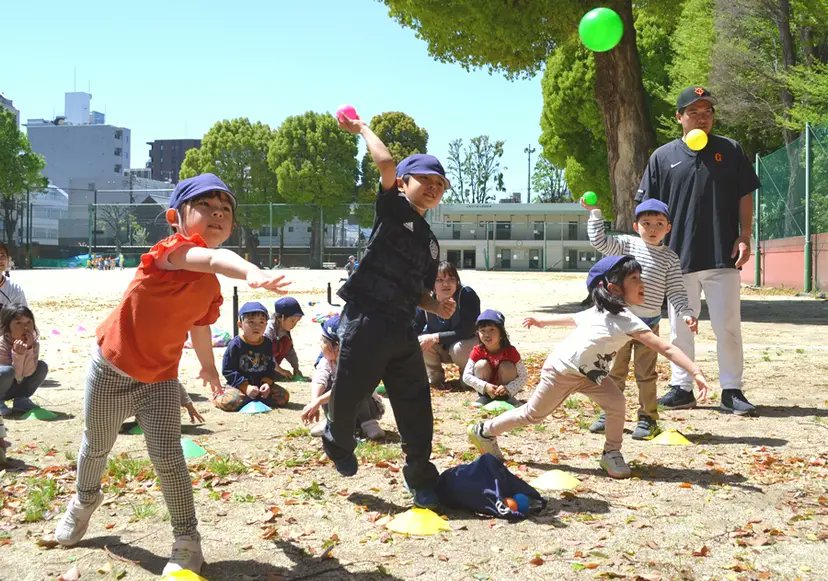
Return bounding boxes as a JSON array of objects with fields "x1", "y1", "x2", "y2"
[{"x1": 524, "y1": 145, "x2": 536, "y2": 204}]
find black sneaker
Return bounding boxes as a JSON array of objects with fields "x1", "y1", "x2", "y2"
[
  {"x1": 588, "y1": 412, "x2": 606, "y2": 433},
  {"x1": 720, "y1": 390, "x2": 757, "y2": 416},
  {"x1": 631, "y1": 416, "x2": 660, "y2": 440},
  {"x1": 472, "y1": 394, "x2": 492, "y2": 407},
  {"x1": 412, "y1": 487, "x2": 440, "y2": 510},
  {"x1": 658, "y1": 385, "x2": 697, "y2": 409}
]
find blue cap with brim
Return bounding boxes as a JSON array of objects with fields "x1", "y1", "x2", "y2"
[
  {"x1": 238, "y1": 301, "x2": 268, "y2": 318},
  {"x1": 476, "y1": 309, "x2": 505, "y2": 326},
  {"x1": 396, "y1": 154, "x2": 451, "y2": 188},
  {"x1": 586, "y1": 255, "x2": 636, "y2": 291},
  {"x1": 635, "y1": 199, "x2": 670, "y2": 218},
  {"x1": 169, "y1": 173, "x2": 236, "y2": 210}
]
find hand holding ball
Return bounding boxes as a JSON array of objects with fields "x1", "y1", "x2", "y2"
[
  {"x1": 685, "y1": 129, "x2": 708, "y2": 151},
  {"x1": 336, "y1": 104, "x2": 360, "y2": 123},
  {"x1": 582, "y1": 191, "x2": 598, "y2": 206},
  {"x1": 579, "y1": 8, "x2": 624, "y2": 52}
]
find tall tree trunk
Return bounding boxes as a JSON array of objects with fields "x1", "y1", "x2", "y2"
[
  {"x1": 593, "y1": 0, "x2": 657, "y2": 233},
  {"x1": 310, "y1": 210, "x2": 322, "y2": 269}
]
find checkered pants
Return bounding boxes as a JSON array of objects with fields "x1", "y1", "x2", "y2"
[{"x1": 75, "y1": 352, "x2": 197, "y2": 537}]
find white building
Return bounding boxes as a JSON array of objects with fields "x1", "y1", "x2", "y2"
[
  {"x1": 427, "y1": 203, "x2": 600, "y2": 271},
  {"x1": 0, "y1": 92, "x2": 20, "y2": 126},
  {"x1": 25, "y1": 92, "x2": 130, "y2": 190}
]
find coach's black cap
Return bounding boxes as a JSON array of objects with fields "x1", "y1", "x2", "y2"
[{"x1": 676, "y1": 86, "x2": 717, "y2": 112}]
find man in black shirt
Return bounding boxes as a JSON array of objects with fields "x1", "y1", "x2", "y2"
[
  {"x1": 324, "y1": 114, "x2": 456, "y2": 509},
  {"x1": 636, "y1": 86, "x2": 760, "y2": 416}
]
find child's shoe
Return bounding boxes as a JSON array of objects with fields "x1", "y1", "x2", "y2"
[
  {"x1": 412, "y1": 487, "x2": 440, "y2": 510},
  {"x1": 588, "y1": 412, "x2": 606, "y2": 433},
  {"x1": 310, "y1": 419, "x2": 326, "y2": 437},
  {"x1": 0, "y1": 402, "x2": 11, "y2": 417},
  {"x1": 600, "y1": 450, "x2": 631, "y2": 479},
  {"x1": 333, "y1": 453, "x2": 358, "y2": 477},
  {"x1": 360, "y1": 419, "x2": 385, "y2": 440},
  {"x1": 55, "y1": 492, "x2": 104, "y2": 546},
  {"x1": 12, "y1": 397, "x2": 36, "y2": 413},
  {"x1": 466, "y1": 422, "x2": 503, "y2": 461},
  {"x1": 162, "y1": 533, "x2": 204, "y2": 575},
  {"x1": 472, "y1": 394, "x2": 490, "y2": 407},
  {"x1": 631, "y1": 416, "x2": 660, "y2": 440}
]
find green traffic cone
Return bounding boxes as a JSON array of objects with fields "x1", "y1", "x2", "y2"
[{"x1": 22, "y1": 407, "x2": 59, "y2": 421}]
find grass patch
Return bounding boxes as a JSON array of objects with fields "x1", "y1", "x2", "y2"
[
  {"x1": 297, "y1": 481, "x2": 325, "y2": 501},
  {"x1": 106, "y1": 454, "x2": 155, "y2": 483},
  {"x1": 533, "y1": 423, "x2": 548, "y2": 433},
  {"x1": 285, "y1": 427, "x2": 310, "y2": 438},
  {"x1": 284, "y1": 449, "x2": 316, "y2": 468},
  {"x1": 355, "y1": 440, "x2": 401, "y2": 463},
  {"x1": 130, "y1": 499, "x2": 158, "y2": 521},
  {"x1": 23, "y1": 477, "x2": 60, "y2": 522},
  {"x1": 564, "y1": 397, "x2": 583, "y2": 410},
  {"x1": 459, "y1": 449, "x2": 478, "y2": 462},
  {"x1": 233, "y1": 493, "x2": 257, "y2": 503},
  {"x1": 195, "y1": 455, "x2": 247, "y2": 477}
]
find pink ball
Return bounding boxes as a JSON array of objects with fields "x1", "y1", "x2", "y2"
[{"x1": 336, "y1": 104, "x2": 359, "y2": 122}]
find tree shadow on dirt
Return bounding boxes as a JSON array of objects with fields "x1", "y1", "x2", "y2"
[
  {"x1": 0, "y1": 456, "x2": 38, "y2": 472},
  {"x1": 683, "y1": 433, "x2": 788, "y2": 446},
  {"x1": 524, "y1": 461, "x2": 762, "y2": 493},
  {"x1": 345, "y1": 491, "x2": 409, "y2": 514},
  {"x1": 41, "y1": 379, "x2": 62, "y2": 387},
  {"x1": 88, "y1": 535, "x2": 402, "y2": 580},
  {"x1": 535, "y1": 298, "x2": 828, "y2": 326}
]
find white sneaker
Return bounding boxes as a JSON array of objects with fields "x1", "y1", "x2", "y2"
[
  {"x1": 55, "y1": 492, "x2": 104, "y2": 546},
  {"x1": 466, "y1": 422, "x2": 503, "y2": 461},
  {"x1": 310, "y1": 419, "x2": 326, "y2": 438},
  {"x1": 360, "y1": 419, "x2": 385, "y2": 440},
  {"x1": 162, "y1": 533, "x2": 204, "y2": 575},
  {"x1": 600, "y1": 450, "x2": 631, "y2": 479}
]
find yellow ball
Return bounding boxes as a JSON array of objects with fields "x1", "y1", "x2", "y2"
[{"x1": 686, "y1": 129, "x2": 708, "y2": 151}]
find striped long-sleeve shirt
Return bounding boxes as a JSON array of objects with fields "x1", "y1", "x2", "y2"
[{"x1": 587, "y1": 210, "x2": 694, "y2": 320}]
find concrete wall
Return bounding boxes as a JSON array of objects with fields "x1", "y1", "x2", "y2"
[{"x1": 740, "y1": 234, "x2": 826, "y2": 291}]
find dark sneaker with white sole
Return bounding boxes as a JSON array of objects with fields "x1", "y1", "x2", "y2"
[
  {"x1": 657, "y1": 385, "x2": 697, "y2": 409},
  {"x1": 631, "y1": 416, "x2": 660, "y2": 440},
  {"x1": 720, "y1": 390, "x2": 757, "y2": 416}
]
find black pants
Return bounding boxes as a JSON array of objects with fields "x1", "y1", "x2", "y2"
[{"x1": 322, "y1": 303, "x2": 439, "y2": 489}]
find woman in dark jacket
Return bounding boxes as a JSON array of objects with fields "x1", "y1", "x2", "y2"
[{"x1": 413, "y1": 261, "x2": 481, "y2": 389}]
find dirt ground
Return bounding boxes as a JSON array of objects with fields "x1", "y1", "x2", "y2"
[{"x1": 1, "y1": 268, "x2": 827, "y2": 581}]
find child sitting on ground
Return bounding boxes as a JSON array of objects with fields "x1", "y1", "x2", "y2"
[
  {"x1": 265, "y1": 297, "x2": 304, "y2": 380},
  {"x1": 468, "y1": 256, "x2": 710, "y2": 479},
  {"x1": 463, "y1": 309, "x2": 528, "y2": 407},
  {"x1": 301, "y1": 314, "x2": 385, "y2": 440},
  {"x1": 0, "y1": 304, "x2": 48, "y2": 416},
  {"x1": 215, "y1": 301, "x2": 290, "y2": 411}
]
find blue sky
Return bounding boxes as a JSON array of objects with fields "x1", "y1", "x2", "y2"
[{"x1": 3, "y1": 0, "x2": 544, "y2": 199}]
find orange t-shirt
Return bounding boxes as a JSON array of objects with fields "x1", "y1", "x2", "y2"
[{"x1": 96, "y1": 233, "x2": 223, "y2": 383}]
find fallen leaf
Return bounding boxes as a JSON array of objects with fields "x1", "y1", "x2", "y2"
[
  {"x1": 530, "y1": 556, "x2": 544, "y2": 566},
  {"x1": 692, "y1": 545, "x2": 710, "y2": 557},
  {"x1": 678, "y1": 482, "x2": 692, "y2": 489}
]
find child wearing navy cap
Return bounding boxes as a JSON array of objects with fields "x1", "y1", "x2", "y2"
[
  {"x1": 463, "y1": 309, "x2": 528, "y2": 407},
  {"x1": 265, "y1": 297, "x2": 304, "y2": 380},
  {"x1": 584, "y1": 197, "x2": 697, "y2": 439},
  {"x1": 215, "y1": 301, "x2": 290, "y2": 411},
  {"x1": 301, "y1": 314, "x2": 385, "y2": 440},
  {"x1": 324, "y1": 114, "x2": 456, "y2": 509},
  {"x1": 468, "y1": 256, "x2": 711, "y2": 479}
]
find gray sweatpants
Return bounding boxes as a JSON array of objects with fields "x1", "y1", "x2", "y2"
[{"x1": 75, "y1": 352, "x2": 197, "y2": 536}]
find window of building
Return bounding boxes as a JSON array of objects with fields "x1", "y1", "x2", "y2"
[
  {"x1": 288, "y1": 226, "x2": 294, "y2": 233},
  {"x1": 114, "y1": 147, "x2": 122, "y2": 156},
  {"x1": 307, "y1": 227, "x2": 312, "y2": 232},
  {"x1": 533, "y1": 221, "x2": 544, "y2": 241},
  {"x1": 568, "y1": 221, "x2": 578, "y2": 240},
  {"x1": 114, "y1": 130, "x2": 122, "y2": 139},
  {"x1": 114, "y1": 164, "x2": 122, "y2": 174}
]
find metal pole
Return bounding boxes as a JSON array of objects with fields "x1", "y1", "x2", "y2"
[
  {"x1": 92, "y1": 189, "x2": 98, "y2": 252},
  {"x1": 26, "y1": 188, "x2": 31, "y2": 268},
  {"x1": 754, "y1": 153, "x2": 761, "y2": 287},
  {"x1": 804, "y1": 123, "x2": 812, "y2": 292},
  {"x1": 268, "y1": 203, "x2": 273, "y2": 268},
  {"x1": 524, "y1": 145, "x2": 536, "y2": 204}
]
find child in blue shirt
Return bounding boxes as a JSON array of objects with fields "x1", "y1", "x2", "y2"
[{"x1": 215, "y1": 302, "x2": 289, "y2": 411}]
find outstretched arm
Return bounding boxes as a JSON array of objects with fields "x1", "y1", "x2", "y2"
[
  {"x1": 164, "y1": 246, "x2": 291, "y2": 293},
  {"x1": 338, "y1": 117, "x2": 396, "y2": 190},
  {"x1": 523, "y1": 314, "x2": 577, "y2": 329},
  {"x1": 632, "y1": 329, "x2": 710, "y2": 400}
]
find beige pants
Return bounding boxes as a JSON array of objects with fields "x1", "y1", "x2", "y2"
[
  {"x1": 422, "y1": 338, "x2": 477, "y2": 384},
  {"x1": 484, "y1": 363, "x2": 625, "y2": 452},
  {"x1": 608, "y1": 322, "x2": 659, "y2": 420}
]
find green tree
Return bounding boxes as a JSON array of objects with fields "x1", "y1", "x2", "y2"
[
  {"x1": 531, "y1": 157, "x2": 570, "y2": 203},
  {"x1": 381, "y1": 0, "x2": 661, "y2": 230},
  {"x1": 356, "y1": 112, "x2": 429, "y2": 227},
  {"x1": 180, "y1": 118, "x2": 279, "y2": 264},
  {"x1": 0, "y1": 109, "x2": 47, "y2": 258},
  {"x1": 268, "y1": 112, "x2": 358, "y2": 268}
]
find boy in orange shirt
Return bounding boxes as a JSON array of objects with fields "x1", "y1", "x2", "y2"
[{"x1": 54, "y1": 173, "x2": 290, "y2": 576}]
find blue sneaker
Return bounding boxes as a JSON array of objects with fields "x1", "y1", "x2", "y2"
[
  {"x1": 411, "y1": 487, "x2": 440, "y2": 510},
  {"x1": 332, "y1": 453, "x2": 358, "y2": 477}
]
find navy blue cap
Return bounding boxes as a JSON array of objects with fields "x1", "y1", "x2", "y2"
[
  {"x1": 238, "y1": 301, "x2": 268, "y2": 318},
  {"x1": 635, "y1": 199, "x2": 670, "y2": 218},
  {"x1": 396, "y1": 154, "x2": 451, "y2": 188},
  {"x1": 476, "y1": 309, "x2": 505, "y2": 326},
  {"x1": 169, "y1": 173, "x2": 236, "y2": 210},
  {"x1": 321, "y1": 314, "x2": 341, "y2": 343},
  {"x1": 273, "y1": 297, "x2": 304, "y2": 318},
  {"x1": 586, "y1": 255, "x2": 636, "y2": 291},
  {"x1": 676, "y1": 86, "x2": 716, "y2": 111}
]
